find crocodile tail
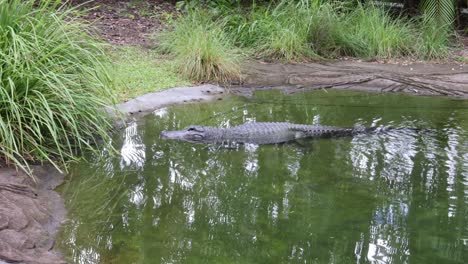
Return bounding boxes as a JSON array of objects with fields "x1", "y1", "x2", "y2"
[
  {"x1": 352, "y1": 126, "x2": 379, "y2": 134},
  {"x1": 352, "y1": 126, "x2": 416, "y2": 134}
]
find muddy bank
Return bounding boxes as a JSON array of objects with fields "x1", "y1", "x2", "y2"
[
  {"x1": 233, "y1": 61, "x2": 468, "y2": 98},
  {"x1": 0, "y1": 166, "x2": 65, "y2": 264}
]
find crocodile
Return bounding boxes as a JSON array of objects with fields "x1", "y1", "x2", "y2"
[{"x1": 160, "y1": 122, "x2": 376, "y2": 145}]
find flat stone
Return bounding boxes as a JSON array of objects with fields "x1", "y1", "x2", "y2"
[{"x1": 113, "y1": 84, "x2": 226, "y2": 116}]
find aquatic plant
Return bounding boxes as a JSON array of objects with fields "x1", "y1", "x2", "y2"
[{"x1": 0, "y1": 0, "x2": 114, "y2": 174}]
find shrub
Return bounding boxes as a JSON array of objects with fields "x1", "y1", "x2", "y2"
[
  {"x1": 0, "y1": 0, "x2": 114, "y2": 174},
  {"x1": 157, "y1": 11, "x2": 241, "y2": 83}
]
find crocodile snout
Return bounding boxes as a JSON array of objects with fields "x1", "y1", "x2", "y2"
[
  {"x1": 160, "y1": 130, "x2": 169, "y2": 139},
  {"x1": 160, "y1": 130, "x2": 183, "y2": 140}
]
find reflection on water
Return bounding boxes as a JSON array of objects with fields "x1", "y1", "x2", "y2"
[
  {"x1": 58, "y1": 91, "x2": 468, "y2": 263},
  {"x1": 120, "y1": 122, "x2": 146, "y2": 170}
]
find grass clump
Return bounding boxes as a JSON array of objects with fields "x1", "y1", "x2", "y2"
[
  {"x1": 306, "y1": 2, "x2": 344, "y2": 57},
  {"x1": 340, "y1": 5, "x2": 415, "y2": 59},
  {"x1": 108, "y1": 46, "x2": 191, "y2": 102},
  {"x1": 338, "y1": 5, "x2": 456, "y2": 59},
  {"x1": 250, "y1": 2, "x2": 319, "y2": 61},
  {"x1": 157, "y1": 10, "x2": 241, "y2": 83},
  {"x1": 413, "y1": 16, "x2": 453, "y2": 59},
  {"x1": 226, "y1": 0, "x2": 341, "y2": 61},
  {"x1": 0, "y1": 0, "x2": 114, "y2": 174}
]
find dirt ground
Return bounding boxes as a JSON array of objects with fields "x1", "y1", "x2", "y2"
[{"x1": 70, "y1": 0, "x2": 178, "y2": 46}]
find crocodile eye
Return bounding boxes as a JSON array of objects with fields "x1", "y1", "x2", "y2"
[{"x1": 186, "y1": 126, "x2": 204, "y2": 132}]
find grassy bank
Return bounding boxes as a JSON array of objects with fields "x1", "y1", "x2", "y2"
[
  {"x1": 157, "y1": 0, "x2": 456, "y2": 81},
  {"x1": 108, "y1": 46, "x2": 191, "y2": 102},
  {"x1": 0, "y1": 0, "x2": 114, "y2": 174}
]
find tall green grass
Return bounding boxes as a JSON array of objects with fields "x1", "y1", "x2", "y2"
[
  {"x1": 225, "y1": 0, "x2": 337, "y2": 60},
  {"x1": 414, "y1": 16, "x2": 453, "y2": 59},
  {"x1": 233, "y1": 1, "x2": 422, "y2": 60},
  {"x1": 340, "y1": 5, "x2": 415, "y2": 58},
  {"x1": 251, "y1": 1, "x2": 319, "y2": 61},
  {"x1": 307, "y1": 2, "x2": 344, "y2": 57},
  {"x1": 157, "y1": 11, "x2": 241, "y2": 83},
  {"x1": 160, "y1": 0, "x2": 455, "y2": 76},
  {"x1": 0, "y1": 0, "x2": 114, "y2": 175}
]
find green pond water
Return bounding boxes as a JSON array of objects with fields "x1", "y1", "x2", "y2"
[{"x1": 58, "y1": 90, "x2": 468, "y2": 264}]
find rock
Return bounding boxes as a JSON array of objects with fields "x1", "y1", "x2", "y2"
[
  {"x1": 0, "y1": 166, "x2": 66, "y2": 264},
  {"x1": 115, "y1": 84, "x2": 226, "y2": 117},
  {"x1": 0, "y1": 215, "x2": 8, "y2": 230},
  {"x1": 0, "y1": 230, "x2": 34, "y2": 250}
]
